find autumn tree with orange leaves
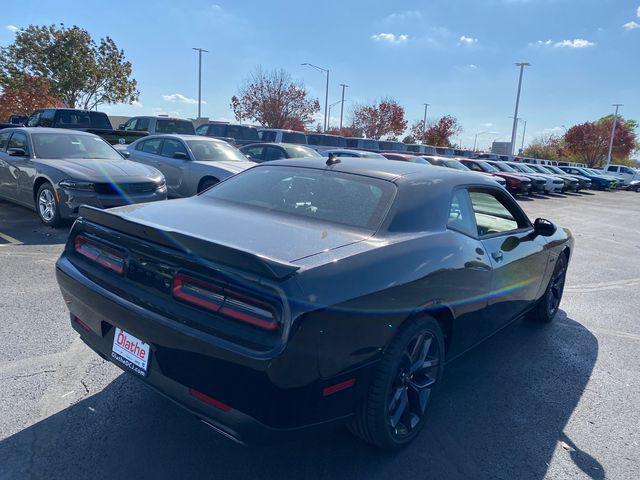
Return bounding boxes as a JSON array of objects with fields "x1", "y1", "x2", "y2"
[
  {"x1": 0, "y1": 75, "x2": 61, "y2": 120},
  {"x1": 410, "y1": 115, "x2": 462, "y2": 147},
  {"x1": 231, "y1": 67, "x2": 320, "y2": 129},
  {"x1": 350, "y1": 98, "x2": 407, "y2": 140}
]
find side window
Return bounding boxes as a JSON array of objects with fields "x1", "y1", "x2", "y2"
[
  {"x1": 135, "y1": 118, "x2": 150, "y2": 132},
  {"x1": 621, "y1": 167, "x2": 633, "y2": 174},
  {"x1": 139, "y1": 138, "x2": 163, "y2": 155},
  {"x1": 26, "y1": 111, "x2": 42, "y2": 127},
  {"x1": 196, "y1": 125, "x2": 208, "y2": 135},
  {"x1": 227, "y1": 125, "x2": 242, "y2": 139},
  {"x1": 264, "y1": 146, "x2": 285, "y2": 162},
  {"x1": 468, "y1": 190, "x2": 521, "y2": 237},
  {"x1": 243, "y1": 146, "x2": 264, "y2": 161},
  {"x1": 161, "y1": 139, "x2": 189, "y2": 159},
  {"x1": 447, "y1": 190, "x2": 476, "y2": 237},
  {"x1": 40, "y1": 109, "x2": 55, "y2": 127},
  {"x1": 0, "y1": 132, "x2": 11, "y2": 151},
  {"x1": 606, "y1": 166, "x2": 616, "y2": 172},
  {"x1": 7, "y1": 132, "x2": 30, "y2": 155},
  {"x1": 259, "y1": 131, "x2": 277, "y2": 142},
  {"x1": 124, "y1": 119, "x2": 138, "y2": 131},
  {"x1": 465, "y1": 162, "x2": 483, "y2": 172}
]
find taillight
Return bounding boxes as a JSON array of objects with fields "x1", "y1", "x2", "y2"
[
  {"x1": 172, "y1": 273, "x2": 224, "y2": 312},
  {"x1": 74, "y1": 235, "x2": 125, "y2": 274},
  {"x1": 220, "y1": 289, "x2": 279, "y2": 331},
  {"x1": 172, "y1": 274, "x2": 279, "y2": 330}
]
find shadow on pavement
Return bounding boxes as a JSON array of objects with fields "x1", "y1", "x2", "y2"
[
  {"x1": 0, "y1": 313, "x2": 600, "y2": 480},
  {"x1": 0, "y1": 200, "x2": 70, "y2": 246}
]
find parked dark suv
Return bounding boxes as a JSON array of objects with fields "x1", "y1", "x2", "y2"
[{"x1": 196, "y1": 122, "x2": 261, "y2": 147}]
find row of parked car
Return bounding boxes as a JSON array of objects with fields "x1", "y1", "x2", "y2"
[{"x1": 1, "y1": 108, "x2": 638, "y2": 228}]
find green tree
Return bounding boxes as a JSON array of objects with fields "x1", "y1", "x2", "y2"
[
  {"x1": 0, "y1": 24, "x2": 139, "y2": 109},
  {"x1": 523, "y1": 134, "x2": 565, "y2": 160}
]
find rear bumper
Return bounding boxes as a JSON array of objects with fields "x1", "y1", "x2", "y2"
[
  {"x1": 57, "y1": 187, "x2": 167, "y2": 219},
  {"x1": 55, "y1": 257, "x2": 370, "y2": 443}
]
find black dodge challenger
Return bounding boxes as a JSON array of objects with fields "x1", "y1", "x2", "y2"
[{"x1": 55, "y1": 157, "x2": 573, "y2": 449}]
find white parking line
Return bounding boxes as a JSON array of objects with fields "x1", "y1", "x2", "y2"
[{"x1": 0, "y1": 231, "x2": 22, "y2": 246}]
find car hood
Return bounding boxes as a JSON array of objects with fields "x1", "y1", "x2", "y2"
[
  {"x1": 37, "y1": 158, "x2": 162, "y2": 182},
  {"x1": 192, "y1": 160, "x2": 255, "y2": 174},
  {"x1": 109, "y1": 196, "x2": 372, "y2": 263}
]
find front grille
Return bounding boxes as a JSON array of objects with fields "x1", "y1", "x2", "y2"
[
  {"x1": 534, "y1": 179, "x2": 546, "y2": 185},
  {"x1": 94, "y1": 182, "x2": 158, "y2": 195}
]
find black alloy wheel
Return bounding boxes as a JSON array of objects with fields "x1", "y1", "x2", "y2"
[
  {"x1": 348, "y1": 316, "x2": 445, "y2": 449},
  {"x1": 530, "y1": 252, "x2": 568, "y2": 323}
]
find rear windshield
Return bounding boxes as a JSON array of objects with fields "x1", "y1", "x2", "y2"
[
  {"x1": 202, "y1": 166, "x2": 396, "y2": 230},
  {"x1": 156, "y1": 119, "x2": 195, "y2": 135},
  {"x1": 186, "y1": 140, "x2": 247, "y2": 162},
  {"x1": 55, "y1": 111, "x2": 112, "y2": 130},
  {"x1": 444, "y1": 160, "x2": 469, "y2": 171},
  {"x1": 379, "y1": 141, "x2": 404, "y2": 151},
  {"x1": 282, "y1": 131, "x2": 307, "y2": 144},
  {"x1": 32, "y1": 133, "x2": 122, "y2": 160}
]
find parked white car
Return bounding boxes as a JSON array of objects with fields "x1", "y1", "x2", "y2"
[{"x1": 605, "y1": 164, "x2": 639, "y2": 186}]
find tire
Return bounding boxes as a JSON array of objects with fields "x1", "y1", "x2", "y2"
[
  {"x1": 348, "y1": 316, "x2": 445, "y2": 449},
  {"x1": 36, "y1": 182, "x2": 63, "y2": 227},
  {"x1": 528, "y1": 252, "x2": 568, "y2": 323},
  {"x1": 198, "y1": 177, "x2": 219, "y2": 193}
]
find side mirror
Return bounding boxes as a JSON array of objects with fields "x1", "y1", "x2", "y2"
[
  {"x1": 7, "y1": 148, "x2": 27, "y2": 157},
  {"x1": 173, "y1": 151, "x2": 189, "y2": 160},
  {"x1": 533, "y1": 217, "x2": 556, "y2": 237},
  {"x1": 120, "y1": 151, "x2": 131, "y2": 159},
  {"x1": 118, "y1": 124, "x2": 125, "y2": 130}
]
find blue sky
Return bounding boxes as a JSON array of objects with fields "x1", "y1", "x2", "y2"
[{"x1": 2, "y1": 0, "x2": 639, "y2": 150}]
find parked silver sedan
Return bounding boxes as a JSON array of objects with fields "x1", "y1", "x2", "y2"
[
  {"x1": 0, "y1": 128, "x2": 167, "y2": 227},
  {"x1": 126, "y1": 135, "x2": 255, "y2": 197}
]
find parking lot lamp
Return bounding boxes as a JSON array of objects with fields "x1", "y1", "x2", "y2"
[
  {"x1": 327, "y1": 100, "x2": 342, "y2": 131},
  {"x1": 192, "y1": 47, "x2": 208, "y2": 119},
  {"x1": 422, "y1": 103, "x2": 430, "y2": 142},
  {"x1": 510, "y1": 62, "x2": 530, "y2": 155},
  {"x1": 605, "y1": 104, "x2": 623, "y2": 170},
  {"x1": 339, "y1": 84, "x2": 349, "y2": 131},
  {"x1": 520, "y1": 119, "x2": 527, "y2": 154},
  {"x1": 473, "y1": 131, "x2": 488, "y2": 151},
  {"x1": 302, "y1": 63, "x2": 330, "y2": 132}
]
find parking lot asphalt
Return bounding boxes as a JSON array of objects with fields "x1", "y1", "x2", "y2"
[{"x1": 0, "y1": 190, "x2": 639, "y2": 480}]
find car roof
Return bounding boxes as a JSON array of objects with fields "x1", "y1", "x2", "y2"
[
  {"x1": 137, "y1": 134, "x2": 216, "y2": 141},
  {"x1": 3, "y1": 127, "x2": 95, "y2": 136},
  {"x1": 241, "y1": 142, "x2": 310, "y2": 148},
  {"x1": 265, "y1": 157, "x2": 497, "y2": 187},
  {"x1": 259, "y1": 128, "x2": 303, "y2": 133}
]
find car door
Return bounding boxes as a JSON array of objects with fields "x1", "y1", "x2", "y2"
[
  {"x1": 130, "y1": 137, "x2": 165, "y2": 171},
  {"x1": 468, "y1": 187, "x2": 549, "y2": 328},
  {"x1": 159, "y1": 138, "x2": 191, "y2": 197},
  {"x1": 0, "y1": 131, "x2": 15, "y2": 199},
  {"x1": 0, "y1": 132, "x2": 33, "y2": 204}
]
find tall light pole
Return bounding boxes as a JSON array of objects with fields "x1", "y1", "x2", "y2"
[
  {"x1": 327, "y1": 100, "x2": 342, "y2": 131},
  {"x1": 421, "y1": 103, "x2": 430, "y2": 143},
  {"x1": 605, "y1": 104, "x2": 623, "y2": 170},
  {"x1": 510, "y1": 62, "x2": 530, "y2": 155},
  {"x1": 302, "y1": 63, "x2": 329, "y2": 131},
  {"x1": 338, "y1": 84, "x2": 348, "y2": 131},
  {"x1": 192, "y1": 48, "x2": 208, "y2": 119},
  {"x1": 473, "y1": 131, "x2": 488, "y2": 151},
  {"x1": 520, "y1": 119, "x2": 527, "y2": 154}
]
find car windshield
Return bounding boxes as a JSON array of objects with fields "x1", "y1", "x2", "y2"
[
  {"x1": 444, "y1": 160, "x2": 470, "y2": 171},
  {"x1": 202, "y1": 166, "x2": 396, "y2": 230},
  {"x1": 362, "y1": 152, "x2": 386, "y2": 159},
  {"x1": 546, "y1": 166, "x2": 564, "y2": 174},
  {"x1": 156, "y1": 119, "x2": 195, "y2": 135},
  {"x1": 282, "y1": 131, "x2": 307, "y2": 144},
  {"x1": 31, "y1": 133, "x2": 122, "y2": 160},
  {"x1": 476, "y1": 161, "x2": 498, "y2": 172},
  {"x1": 491, "y1": 162, "x2": 516, "y2": 173},
  {"x1": 537, "y1": 166, "x2": 554, "y2": 174},
  {"x1": 307, "y1": 134, "x2": 346, "y2": 147},
  {"x1": 515, "y1": 163, "x2": 536, "y2": 173},
  {"x1": 186, "y1": 140, "x2": 247, "y2": 162},
  {"x1": 283, "y1": 145, "x2": 322, "y2": 158}
]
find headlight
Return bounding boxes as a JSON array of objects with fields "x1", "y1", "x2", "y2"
[
  {"x1": 59, "y1": 180, "x2": 95, "y2": 191},
  {"x1": 155, "y1": 177, "x2": 166, "y2": 189}
]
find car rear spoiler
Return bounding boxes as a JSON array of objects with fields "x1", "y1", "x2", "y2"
[{"x1": 77, "y1": 206, "x2": 300, "y2": 281}]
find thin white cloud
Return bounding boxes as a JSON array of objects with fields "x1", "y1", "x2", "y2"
[
  {"x1": 467, "y1": 64, "x2": 478, "y2": 69},
  {"x1": 131, "y1": 100, "x2": 143, "y2": 108},
  {"x1": 6, "y1": 25, "x2": 18, "y2": 32},
  {"x1": 623, "y1": 21, "x2": 640, "y2": 30},
  {"x1": 637, "y1": 5, "x2": 640, "y2": 17},
  {"x1": 384, "y1": 10, "x2": 422, "y2": 22},
  {"x1": 371, "y1": 33, "x2": 409, "y2": 44},
  {"x1": 480, "y1": 122, "x2": 494, "y2": 127},
  {"x1": 533, "y1": 38, "x2": 595, "y2": 48},
  {"x1": 161, "y1": 93, "x2": 204, "y2": 104},
  {"x1": 458, "y1": 35, "x2": 478, "y2": 46}
]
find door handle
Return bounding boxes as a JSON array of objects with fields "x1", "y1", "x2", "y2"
[{"x1": 491, "y1": 251, "x2": 503, "y2": 262}]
